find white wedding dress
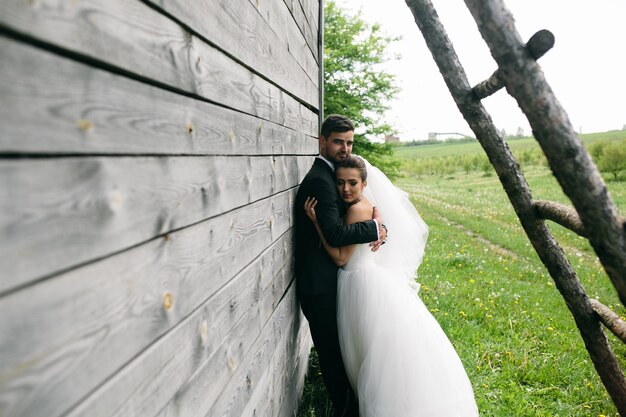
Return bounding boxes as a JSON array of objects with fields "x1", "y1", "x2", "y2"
[{"x1": 337, "y1": 158, "x2": 479, "y2": 416}]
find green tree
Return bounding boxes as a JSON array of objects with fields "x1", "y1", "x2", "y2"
[
  {"x1": 597, "y1": 142, "x2": 626, "y2": 180},
  {"x1": 324, "y1": 1, "x2": 401, "y2": 177}
]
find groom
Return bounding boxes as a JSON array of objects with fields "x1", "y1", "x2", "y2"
[{"x1": 295, "y1": 114, "x2": 387, "y2": 417}]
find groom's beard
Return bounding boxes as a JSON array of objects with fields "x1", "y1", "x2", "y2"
[{"x1": 330, "y1": 153, "x2": 349, "y2": 165}]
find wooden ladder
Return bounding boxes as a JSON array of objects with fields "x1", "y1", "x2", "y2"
[{"x1": 404, "y1": 0, "x2": 626, "y2": 413}]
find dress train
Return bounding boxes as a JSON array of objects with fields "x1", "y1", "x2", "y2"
[{"x1": 336, "y1": 157, "x2": 479, "y2": 416}]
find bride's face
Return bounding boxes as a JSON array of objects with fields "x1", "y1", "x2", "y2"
[{"x1": 336, "y1": 167, "x2": 366, "y2": 203}]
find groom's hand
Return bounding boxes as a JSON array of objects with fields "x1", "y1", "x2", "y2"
[{"x1": 370, "y1": 207, "x2": 388, "y2": 252}]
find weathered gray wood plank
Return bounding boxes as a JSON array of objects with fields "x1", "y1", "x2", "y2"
[
  {"x1": 207, "y1": 286, "x2": 303, "y2": 417},
  {"x1": 299, "y1": 0, "x2": 320, "y2": 38},
  {"x1": 175, "y1": 285, "x2": 301, "y2": 417},
  {"x1": 279, "y1": 326, "x2": 312, "y2": 417},
  {"x1": 300, "y1": 102, "x2": 319, "y2": 140},
  {"x1": 245, "y1": 0, "x2": 318, "y2": 82},
  {"x1": 241, "y1": 310, "x2": 311, "y2": 417},
  {"x1": 0, "y1": 155, "x2": 310, "y2": 293},
  {"x1": 207, "y1": 284, "x2": 308, "y2": 417},
  {"x1": 147, "y1": 284, "x2": 299, "y2": 417},
  {"x1": 0, "y1": 2, "x2": 317, "y2": 131},
  {"x1": 0, "y1": 189, "x2": 294, "y2": 417},
  {"x1": 0, "y1": 37, "x2": 318, "y2": 154},
  {"x1": 64, "y1": 231, "x2": 295, "y2": 417},
  {"x1": 279, "y1": 0, "x2": 318, "y2": 61},
  {"x1": 141, "y1": 0, "x2": 319, "y2": 107},
  {"x1": 271, "y1": 0, "x2": 319, "y2": 81}
]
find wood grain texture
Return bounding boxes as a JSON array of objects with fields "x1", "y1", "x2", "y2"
[
  {"x1": 0, "y1": 2, "x2": 317, "y2": 130},
  {"x1": 0, "y1": 1, "x2": 321, "y2": 415},
  {"x1": 207, "y1": 292, "x2": 308, "y2": 417},
  {"x1": 0, "y1": 154, "x2": 311, "y2": 293},
  {"x1": 246, "y1": 0, "x2": 318, "y2": 81},
  {"x1": 0, "y1": 37, "x2": 318, "y2": 154},
  {"x1": 590, "y1": 299, "x2": 626, "y2": 344},
  {"x1": 471, "y1": 30, "x2": 554, "y2": 100},
  {"x1": 0, "y1": 189, "x2": 294, "y2": 417},
  {"x1": 280, "y1": 0, "x2": 318, "y2": 61},
  {"x1": 281, "y1": 327, "x2": 313, "y2": 416},
  {"x1": 238, "y1": 312, "x2": 310, "y2": 417},
  {"x1": 299, "y1": 0, "x2": 320, "y2": 37},
  {"x1": 535, "y1": 200, "x2": 586, "y2": 237},
  {"x1": 64, "y1": 231, "x2": 297, "y2": 417},
  {"x1": 142, "y1": 0, "x2": 319, "y2": 106},
  {"x1": 154, "y1": 284, "x2": 303, "y2": 417}
]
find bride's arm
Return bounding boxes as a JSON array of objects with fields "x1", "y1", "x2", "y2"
[{"x1": 304, "y1": 197, "x2": 371, "y2": 267}]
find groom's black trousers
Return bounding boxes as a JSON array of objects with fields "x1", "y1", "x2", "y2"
[{"x1": 300, "y1": 293, "x2": 358, "y2": 417}]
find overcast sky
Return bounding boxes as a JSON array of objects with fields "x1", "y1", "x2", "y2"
[{"x1": 335, "y1": 0, "x2": 626, "y2": 140}]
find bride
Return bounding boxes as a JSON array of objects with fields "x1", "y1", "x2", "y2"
[{"x1": 304, "y1": 155, "x2": 479, "y2": 416}]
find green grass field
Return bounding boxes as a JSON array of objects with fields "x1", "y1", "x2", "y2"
[
  {"x1": 393, "y1": 130, "x2": 626, "y2": 160},
  {"x1": 297, "y1": 132, "x2": 626, "y2": 417}
]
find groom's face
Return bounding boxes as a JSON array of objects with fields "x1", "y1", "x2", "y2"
[{"x1": 320, "y1": 130, "x2": 354, "y2": 165}]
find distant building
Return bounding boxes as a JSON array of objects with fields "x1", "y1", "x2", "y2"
[
  {"x1": 384, "y1": 134, "x2": 400, "y2": 143},
  {"x1": 428, "y1": 132, "x2": 473, "y2": 141}
]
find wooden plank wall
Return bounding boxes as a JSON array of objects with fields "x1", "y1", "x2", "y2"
[{"x1": 0, "y1": 0, "x2": 319, "y2": 416}]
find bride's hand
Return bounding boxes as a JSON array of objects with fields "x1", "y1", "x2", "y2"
[{"x1": 304, "y1": 197, "x2": 318, "y2": 223}]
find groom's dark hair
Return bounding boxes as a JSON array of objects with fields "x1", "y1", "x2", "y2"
[{"x1": 321, "y1": 114, "x2": 354, "y2": 139}]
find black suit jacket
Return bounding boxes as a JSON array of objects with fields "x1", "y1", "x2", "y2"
[{"x1": 295, "y1": 158, "x2": 378, "y2": 295}]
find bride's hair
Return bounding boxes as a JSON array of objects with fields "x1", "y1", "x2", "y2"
[{"x1": 336, "y1": 156, "x2": 367, "y2": 181}]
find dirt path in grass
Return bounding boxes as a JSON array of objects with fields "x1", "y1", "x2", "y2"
[
  {"x1": 409, "y1": 191, "x2": 597, "y2": 267},
  {"x1": 408, "y1": 192, "x2": 522, "y2": 260},
  {"x1": 429, "y1": 210, "x2": 521, "y2": 260}
]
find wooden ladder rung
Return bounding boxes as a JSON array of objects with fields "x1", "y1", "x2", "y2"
[
  {"x1": 590, "y1": 299, "x2": 626, "y2": 344},
  {"x1": 471, "y1": 29, "x2": 555, "y2": 100},
  {"x1": 534, "y1": 200, "x2": 586, "y2": 237}
]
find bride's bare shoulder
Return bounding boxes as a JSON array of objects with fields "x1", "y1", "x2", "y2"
[{"x1": 347, "y1": 197, "x2": 373, "y2": 222}]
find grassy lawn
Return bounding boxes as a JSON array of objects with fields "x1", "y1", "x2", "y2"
[{"x1": 297, "y1": 132, "x2": 626, "y2": 417}]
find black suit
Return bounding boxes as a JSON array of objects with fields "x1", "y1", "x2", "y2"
[{"x1": 295, "y1": 157, "x2": 378, "y2": 416}]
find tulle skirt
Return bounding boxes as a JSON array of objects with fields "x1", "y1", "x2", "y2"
[{"x1": 337, "y1": 261, "x2": 479, "y2": 417}]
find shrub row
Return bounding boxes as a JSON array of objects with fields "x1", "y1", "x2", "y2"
[{"x1": 400, "y1": 139, "x2": 625, "y2": 180}]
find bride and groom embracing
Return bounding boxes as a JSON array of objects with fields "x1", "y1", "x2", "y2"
[{"x1": 295, "y1": 115, "x2": 479, "y2": 416}]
